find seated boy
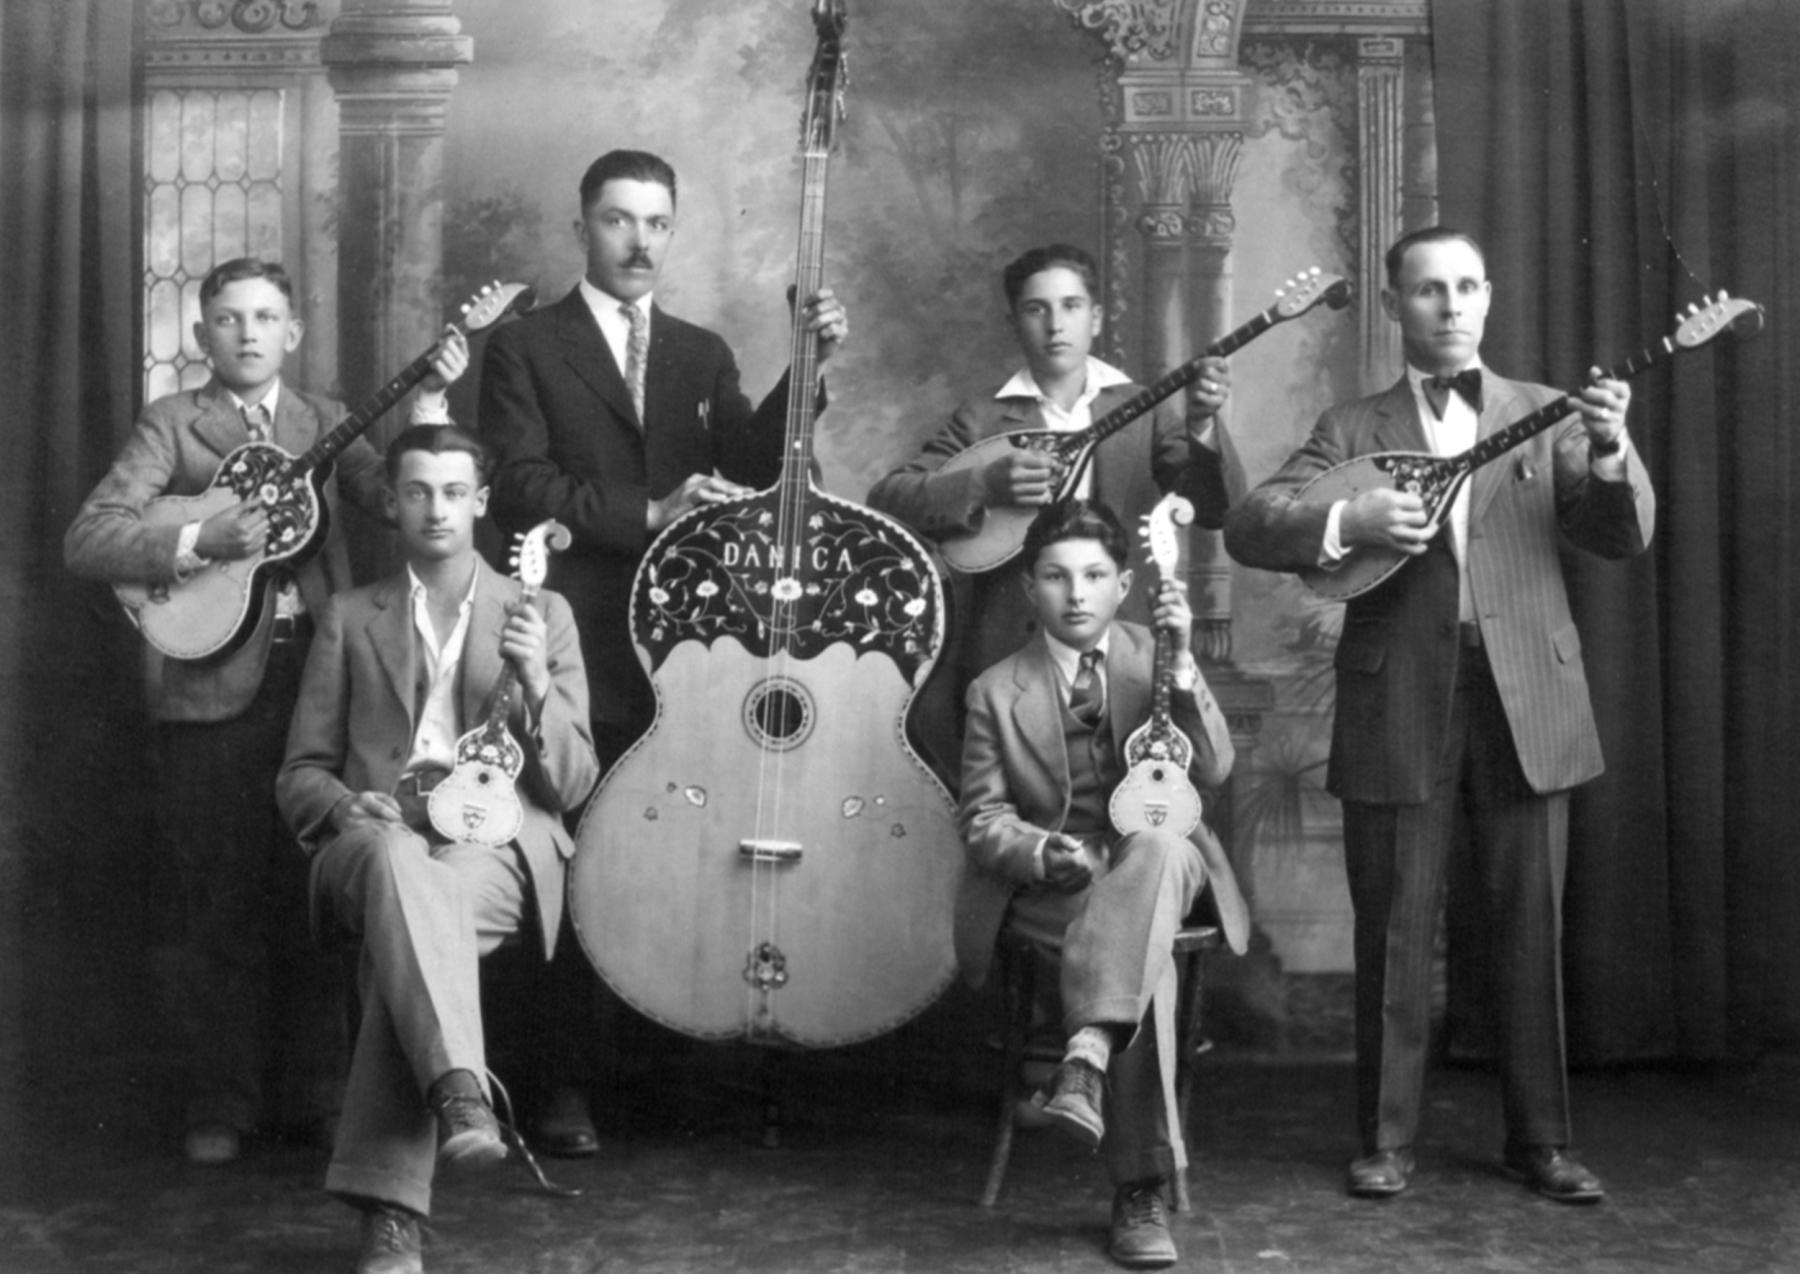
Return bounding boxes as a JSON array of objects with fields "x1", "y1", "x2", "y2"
[
  {"x1": 956, "y1": 498, "x2": 1250, "y2": 1269},
  {"x1": 868, "y1": 243, "x2": 1239, "y2": 770},
  {"x1": 63, "y1": 257, "x2": 465, "y2": 1164},
  {"x1": 276, "y1": 425, "x2": 600, "y2": 1274}
]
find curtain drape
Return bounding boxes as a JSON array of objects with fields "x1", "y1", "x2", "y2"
[{"x1": 1432, "y1": 0, "x2": 1800, "y2": 1061}]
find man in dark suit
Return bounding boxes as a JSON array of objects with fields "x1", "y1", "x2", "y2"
[
  {"x1": 278, "y1": 425, "x2": 600, "y2": 1274},
  {"x1": 476, "y1": 148, "x2": 848, "y2": 1151},
  {"x1": 1224, "y1": 227, "x2": 1654, "y2": 1203},
  {"x1": 958, "y1": 499, "x2": 1248, "y2": 1269}
]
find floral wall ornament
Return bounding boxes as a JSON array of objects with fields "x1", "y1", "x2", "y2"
[{"x1": 1054, "y1": 0, "x2": 1181, "y2": 63}]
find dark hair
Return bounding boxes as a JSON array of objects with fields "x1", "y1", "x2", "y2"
[
  {"x1": 1019, "y1": 498, "x2": 1130, "y2": 573},
  {"x1": 1001, "y1": 244, "x2": 1100, "y2": 310},
  {"x1": 1384, "y1": 226, "x2": 1486, "y2": 288},
  {"x1": 385, "y1": 424, "x2": 492, "y2": 485},
  {"x1": 579, "y1": 149, "x2": 678, "y2": 212},
  {"x1": 199, "y1": 257, "x2": 294, "y2": 309}
]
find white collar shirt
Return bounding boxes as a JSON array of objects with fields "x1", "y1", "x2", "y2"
[
  {"x1": 403, "y1": 562, "x2": 481, "y2": 777},
  {"x1": 1404, "y1": 361, "x2": 1482, "y2": 622},
  {"x1": 995, "y1": 358, "x2": 1132, "y2": 499},
  {"x1": 580, "y1": 278, "x2": 652, "y2": 383}
]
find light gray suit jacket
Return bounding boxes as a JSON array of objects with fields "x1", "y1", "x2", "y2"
[
  {"x1": 954, "y1": 621, "x2": 1251, "y2": 989},
  {"x1": 276, "y1": 566, "x2": 601, "y2": 958},
  {"x1": 1224, "y1": 373, "x2": 1655, "y2": 802}
]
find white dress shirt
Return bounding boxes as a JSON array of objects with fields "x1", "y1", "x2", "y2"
[
  {"x1": 994, "y1": 358, "x2": 1134, "y2": 500},
  {"x1": 401, "y1": 562, "x2": 481, "y2": 776},
  {"x1": 580, "y1": 277, "x2": 652, "y2": 381}
]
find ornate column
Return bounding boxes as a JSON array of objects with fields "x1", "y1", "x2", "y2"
[
  {"x1": 321, "y1": 0, "x2": 471, "y2": 573},
  {"x1": 1356, "y1": 35, "x2": 1405, "y2": 389}
]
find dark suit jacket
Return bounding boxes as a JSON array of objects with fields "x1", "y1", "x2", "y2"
[
  {"x1": 954, "y1": 621, "x2": 1251, "y2": 989},
  {"x1": 1223, "y1": 373, "x2": 1655, "y2": 802},
  {"x1": 275, "y1": 566, "x2": 601, "y2": 958},
  {"x1": 63, "y1": 378, "x2": 386, "y2": 723},
  {"x1": 868, "y1": 381, "x2": 1244, "y2": 686},
  {"x1": 478, "y1": 287, "x2": 793, "y2": 730}
]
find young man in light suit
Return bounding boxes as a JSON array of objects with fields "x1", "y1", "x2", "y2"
[
  {"x1": 958, "y1": 499, "x2": 1249, "y2": 1269},
  {"x1": 1224, "y1": 226, "x2": 1654, "y2": 1203},
  {"x1": 63, "y1": 258, "x2": 465, "y2": 1165},
  {"x1": 277, "y1": 425, "x2": 599, "y2": 1274}
]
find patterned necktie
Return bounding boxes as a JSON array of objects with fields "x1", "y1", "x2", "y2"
[
  {"x1": 242, "y1": 400, "x2": 271, "y2": 443},
  {"x1": 622, "y1": 302, "x2": 648, "y2": 425},
  {"x1": 1423, "y1": 367, "x2": 1482, "y2": 420},
  {"x1": 1069, "y1": 649, "x2": 1105, "y2": 726}
]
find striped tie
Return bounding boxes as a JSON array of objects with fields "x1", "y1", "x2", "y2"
[
  {"x1": 243, "y1": 400, "x2": 271, "y2": 443},
  {"x1": 622, "y1": 303, "x2": 648, "y2": 425}
]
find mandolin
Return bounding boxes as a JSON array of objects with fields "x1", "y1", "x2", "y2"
[
  {"x1": 935, "y1": 268, "x2": 1352, "y2": 574},
  {"x1": 427, "y1": 519, "x2": 570, "y2": 847},
  {"x1": 1299, "y1": 292, "x2": 1765, "y2": 601},
  {"x1": 1109, "y1": 493, "x2": 1203, "y2": 839},
  {"x1": 569, "y1": 1, "x2": 963, "y2": 1047},
  {"x1": 115, "y1": 281, "x2": 533, "y2": 660}
]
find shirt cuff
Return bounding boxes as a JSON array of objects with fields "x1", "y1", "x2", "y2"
[
  {"x1": 1589, "y1": 430, "x2": 1630, "y2": 481},
  {"x1": 410, "y1": 388, "x2": 451, "y2": 424},
  {"x1": 1319, "y1": 500, "x2": 1349, "y2": 567},
  {"x1": 174, "y1": 520, "x2": 209, "y2": 577},
  {"x1": 1187, "y1": 417, "x2": 1218, "y2": 449},
  {"x1": 1031, "y1": 835, "x2": 1049, "y2": 882},
  {"x1": 1171, "y1": 651, "x2": 1199, "y2": 693}
]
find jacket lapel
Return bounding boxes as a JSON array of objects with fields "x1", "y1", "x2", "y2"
[
  {"x1": 191, "y1": 380, "x2": 252, "y2": 460},
  {"x1": 458, "y1": 568, "x2": 514, "y2": 731},
  {"x1": 1369, "y1": 377, "x2": 1431, "y2": 454},
  {"x1": 1468, "y1": 374, "x2": 1524, "y2": 526},
  {"x1": 553, "y1": 289, "x2": 638, "y2": 427},
  {"x1": 1008, "y1": 635, "x2": 1068, "y2": 800},
  {"x1": 1104, "y1": 623, "x2": 1152, "y2": 744},
  {"x1": 367, "y1": 574, "x2": 418, "y2": 741}
]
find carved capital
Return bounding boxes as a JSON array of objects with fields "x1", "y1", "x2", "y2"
[
  {"x1": 1055, "y1": 0, "x2": 1181, "y2": 63},
  {"x1": 1136, "y1": 208, "x2": 1189, "y2": 241},
  {"x1": 1130, "y1": 133, "x2": 1198, "y2": 205},
  {"x1": 1188, "y1": 131, "x2": 1243, "y2": 205}
]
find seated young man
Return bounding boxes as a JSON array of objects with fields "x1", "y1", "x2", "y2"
[
  {"x1": 956, "y1": 498, "x2": 1250, "y2": 1270},
  {"x1": 276, "y1": 425, "x2": 600, "y2": 1274}
]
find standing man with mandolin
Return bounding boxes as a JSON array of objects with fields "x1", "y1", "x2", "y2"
[
  {"x1": 1224, "y1": 227, "x2": 1654, "y2": 1203},
  {"x1": 866, "y1": 244, "x2": 1239, "y2": 772},
  {"x1": 63, "y1": 258, "x2": 467, "y2": 1167},
  {"x1": 476, "y1": 148, "x2": 849, "y2": 1149},
  {"x1": 277, "y1": 425, "x2": 599, "y2": 1274}
]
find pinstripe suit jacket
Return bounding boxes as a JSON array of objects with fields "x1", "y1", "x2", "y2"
[{"x1": 1224, "y1": 374, "x2": 1654, "y2": 803}]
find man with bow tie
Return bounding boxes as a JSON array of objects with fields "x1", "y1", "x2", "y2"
[{"x1": 1224, "y1": 228, "x2": 1654, "y2": 1203}]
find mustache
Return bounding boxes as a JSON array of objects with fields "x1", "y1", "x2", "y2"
[{"x1": 624, "y1": 251, "x2": 654, "y2": 269}]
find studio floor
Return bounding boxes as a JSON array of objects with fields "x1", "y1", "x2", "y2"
[{"x1": 2, "y1": 1033, "x2": 1797, "y2": 1274}]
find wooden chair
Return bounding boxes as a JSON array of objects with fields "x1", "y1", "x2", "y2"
[{"x1": 979, "y1": 922, "x2": 1222, "y2": 1211}]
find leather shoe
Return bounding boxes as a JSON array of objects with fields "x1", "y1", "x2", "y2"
[
  {"x1": 429, "y1": 1075, "x2": 506, "y2": 1170},
  {"x1": 183, "y1": 1123, "x2": 240, "y2": 1166},
  {"x1": 1346, "y1": 1147, "x2": 1414, "y2": 1198},
  {"x1": 531, "y1": 1086, "x2": 598, "y2": 1158},
  {"x1": 1109, "y1": 1178, "x2": 1177, "y2": 1268},
  {"x1": 1041, "y1": 1057, "x2": 1106, "y2": 1149},
  {"x1": 1503, "y1": 1144, "x2": 1605, "y2": 1203},
  {"x1": 356, "y1": 1203, "x2": 423, "y2": 1274}
]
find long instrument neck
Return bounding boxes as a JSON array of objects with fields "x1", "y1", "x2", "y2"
[
  {"x1": 779, "y1": 150, "x2": 831, "y2": 492},
  {"x1": 289, "y1": 324, "x2": 461, "y2": 478},
  {"x1": 1457, "y1": 334, "x2": 1677, "y2": 474},
  {"x1": 474, "y1": 582, "x2": 538, "y2": 729},
  {"x1": 1148, "y1": 624, "x2": 1175, "y2": 728},
  {"x1": 1069, "y1": 301, "x2": 1282, "y2": 456}
]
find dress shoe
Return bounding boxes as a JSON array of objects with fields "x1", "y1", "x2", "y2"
[
  {"x1": 1503, "y1": 1144, "x2": 1605, "y2": 1203},
  {"x1": 1041, "y1": 1057, "x2": 1106, "y2": 1149},
  {"x1": 1109, "y1": 1178, "x2": 1177, "y2": 1268},
  {"x1": 183, "y1": 1123, "x2": 241, "y2": 1166},
  {"x1": 1346, "y1": 1147, "x2": 1414, "y2": 1198},
  {"x1": 429, "y1": 1075, "x2": 507, "y2": 1170},
  {"x1": 356, "y1": 1203, "x2": 423, "y2": 1274},
  {"x1": 531, "y1": 1086, "x2": 598, "y2": 1158}
]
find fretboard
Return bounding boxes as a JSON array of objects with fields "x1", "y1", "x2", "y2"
[
  {"x1": 288, "y1": 334, "x2": 458, "y2": 478},
  {"x1": 778, "y1": 151, "x2": 832, "y2": 492}
]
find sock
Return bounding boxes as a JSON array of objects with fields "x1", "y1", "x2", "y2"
[
  {"x1": 1064, "y1": 1025, "x2": 1113, "y2": 1073},
  {"x1": 428, "y1": 1068, "x2": 483, "y2": 1108}
]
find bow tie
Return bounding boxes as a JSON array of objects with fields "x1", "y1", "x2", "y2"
[{"x1": 1423, "y1": 367, "x2": 1482, "y2": 419}]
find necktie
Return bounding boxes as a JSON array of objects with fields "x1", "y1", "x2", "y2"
[
  {"x1": 622, "y1": 303, "x2": 648, "y2": 425},
  {"x1": 243, "y1": 401, "x2": 271, "y2": 443},
  {"x1": 1069, "y1": 649, "x2": 1105, "y2": 726},
  {"x1": 1423, "y1": 367, "x2": 1482, "y2": 420}
]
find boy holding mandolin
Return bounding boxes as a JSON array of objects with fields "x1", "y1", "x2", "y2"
[
  {"x1": 955, "y1": 498, "x2": 1249, "y2": 1269},
  {"x1": 867, "y1": 244, "x2": 1239, "y2": 773},
  {"x1": 63, "y1": 258, "x2": 466, "y2": 1167}
]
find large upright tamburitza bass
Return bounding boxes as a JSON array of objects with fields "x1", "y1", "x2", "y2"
[{"x1": 569, "y1": 1, "x2": 962, "y2": 1047}]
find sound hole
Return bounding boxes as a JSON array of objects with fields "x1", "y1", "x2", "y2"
[{"x1": 742, "y1": 678, "x2": 815, "y2": 752}]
